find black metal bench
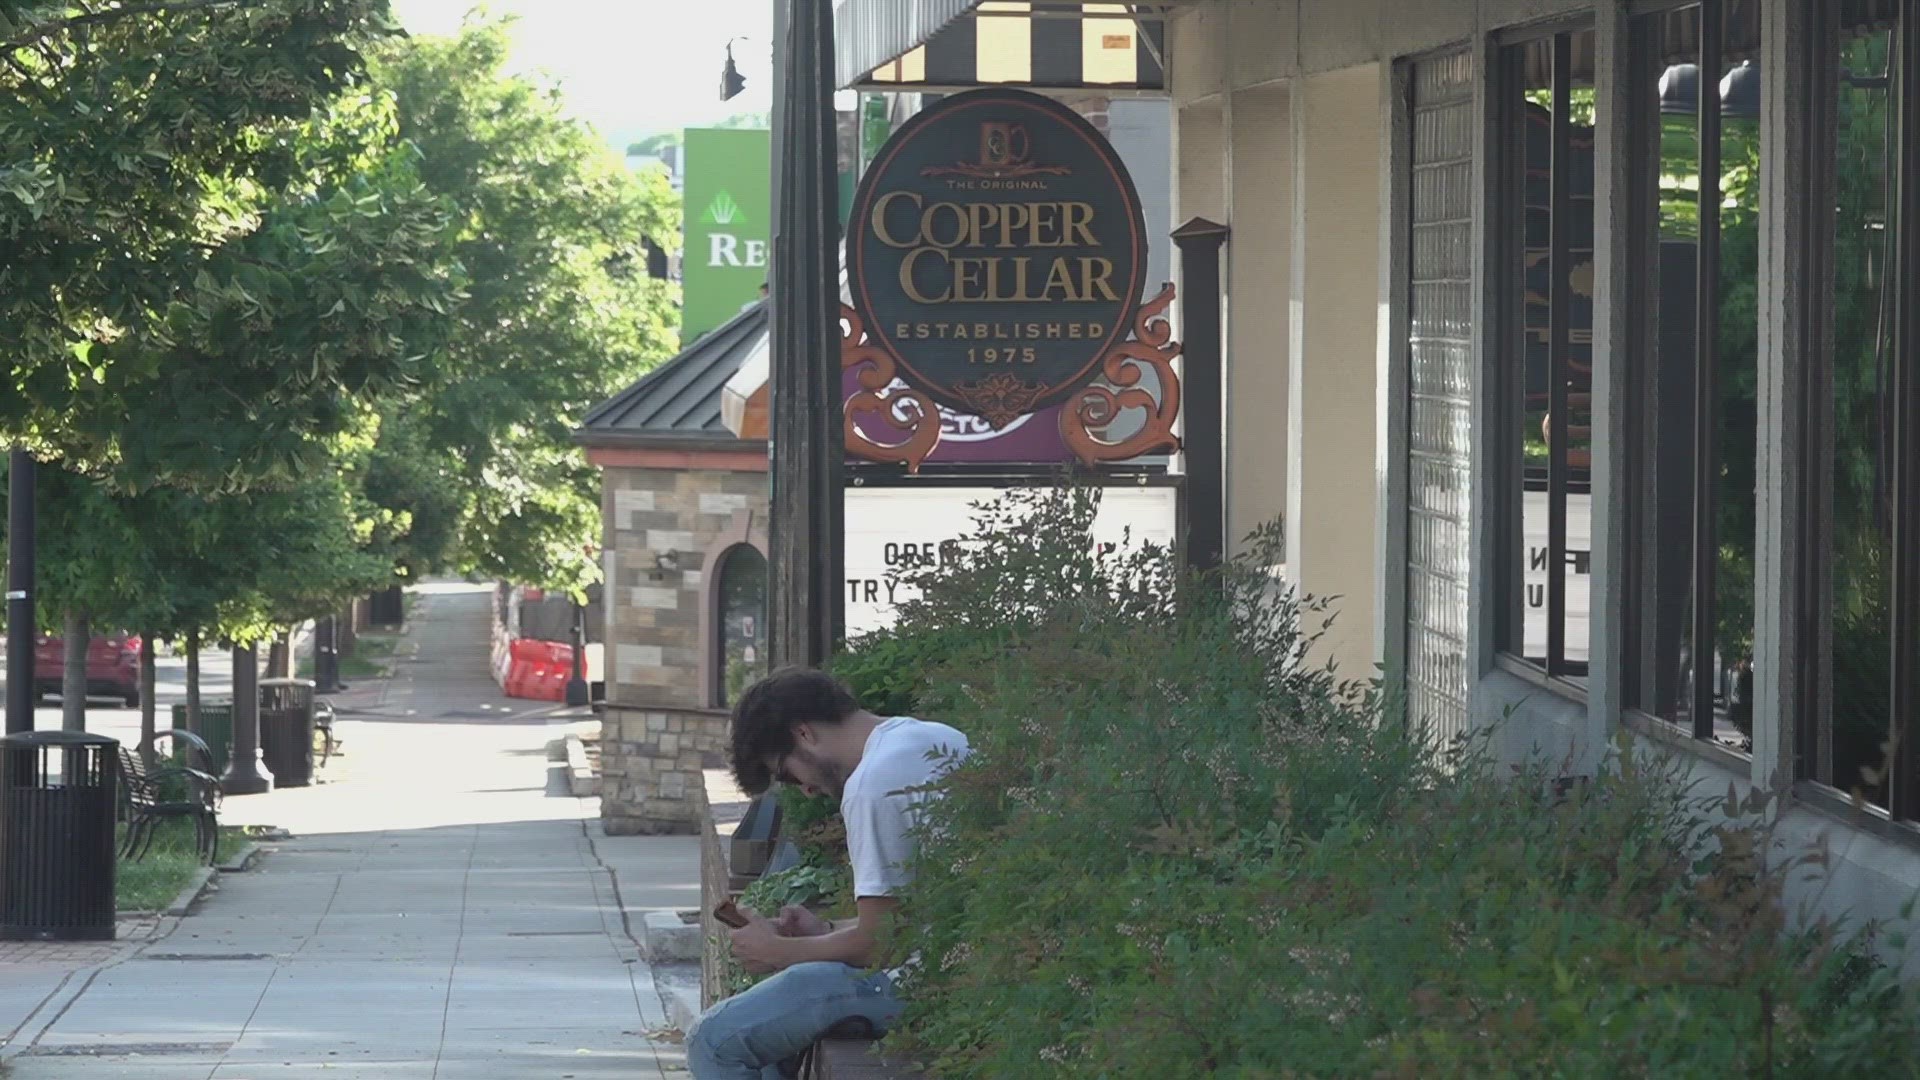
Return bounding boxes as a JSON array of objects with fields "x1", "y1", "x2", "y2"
[{"x1": 116, "y1": 730, "x2": 223, "y2": 864}]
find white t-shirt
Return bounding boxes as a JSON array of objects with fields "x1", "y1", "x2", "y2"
[{"x1": 842, "y1": 717, "x2": 970, "y2": 901}]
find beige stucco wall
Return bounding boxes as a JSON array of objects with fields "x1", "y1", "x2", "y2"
[
  {"x1": 1225, "y1": 82, "x2": 1291, "y2": 552},
  {"x1": 1285, "y1": 65, "x2": 1383, "y2": 679},
  {"x1": 1170, "y1": 0, "x2": 1593, "y2": 103}
]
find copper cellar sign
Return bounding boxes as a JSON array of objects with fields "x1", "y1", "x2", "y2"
[{"x1": 846, "y1": 88, "x2": 1150, "y2": 429}]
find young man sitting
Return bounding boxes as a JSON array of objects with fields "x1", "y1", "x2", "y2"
[{"x1": 686, "y1": 667, "x2": 970, "y2": 1080}]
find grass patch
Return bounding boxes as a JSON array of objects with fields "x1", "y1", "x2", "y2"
[{"x1": 115, "y1": 819, "x2": 253, "y2": 912}]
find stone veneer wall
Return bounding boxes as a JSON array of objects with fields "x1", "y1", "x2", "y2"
[
  {"x1": 599, "y1": 463, "x2": 769, "y2": 835},
  {"x1": 603, "y1": 707, "x2": 731, "y2": 835}
]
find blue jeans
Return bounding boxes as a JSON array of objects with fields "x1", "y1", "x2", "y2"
[{"x1": 686, "y1": 962, "x2": 905, "y2": 1080}]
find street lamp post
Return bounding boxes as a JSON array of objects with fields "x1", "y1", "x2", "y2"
[
  {"x1": 5, "y1": 449, "x2": 35, "y2": 736},
  {"x1": 314, "y1": 614, "x2": 341, "y2": 693}
]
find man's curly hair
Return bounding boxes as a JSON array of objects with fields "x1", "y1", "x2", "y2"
[{"x1": 728, "y1": 667, "x2": 860, "y2": 795}]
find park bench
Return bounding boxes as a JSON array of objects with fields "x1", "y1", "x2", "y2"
[{"x1": 116, "y1": 729, "x2": 223, "y2": 864}]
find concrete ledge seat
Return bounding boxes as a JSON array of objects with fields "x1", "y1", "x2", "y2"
[{"x1": 800, "y1": 1036, "x2": 928, "y2": 1079}]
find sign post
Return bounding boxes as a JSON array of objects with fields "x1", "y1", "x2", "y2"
[
  {"x1": 766, "y1": 0, "x2": 843, "y2": 670},
  {"x1": 4, "y1": 448, "x2": 34, "y2": 735}
]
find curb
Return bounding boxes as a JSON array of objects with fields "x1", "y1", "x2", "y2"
[
  {"x1": 641, "y1": 910, "x2": 702, "y2": 963},
  {"x1": 214, "y1": 842, "x2": 261, "y2": 873},
  {"x1": 661, "y1": 970, "x2": 701, "y2": 1035},
  {"x1": 564, "y1": 734, "x2": 597, "y2": 798},
  {"x1": 164, "y1": 866, "x2": 219, "y2": 917}
]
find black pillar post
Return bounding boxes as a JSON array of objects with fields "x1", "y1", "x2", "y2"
[
  {"x1": 5, "y1": 448, "x2": 35, "y2": 735},
  {"x1": 314, "y1": 615, "x2": 340, "y2": 693},
  {"x1": 222, "y1": 642, "x2": 271, "y2": 794},
  {"x1": 1172, "y1": 218, "x2": 1231, "y2": 570},
  {"x1": 767, "y1": 0, "x2": 845, "y2": 669},
  {"x1": 564, "y1": 601, "x2": 589, "y2": 707}
]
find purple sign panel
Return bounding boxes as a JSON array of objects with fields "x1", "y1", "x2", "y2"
[{"x1": 841, "y1": 366, "x2": 1078, "y2": 464}]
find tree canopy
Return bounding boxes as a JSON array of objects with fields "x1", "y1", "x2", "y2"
[
  {"x1": 4, "y1": 3, "x2": 681, "y2": 681},
  {"x1": 363, "y1": 18, "x2": 679, "y2": 596},
  {"x1": 2, "y1": 0, "x2": 463, "y2": 491}
]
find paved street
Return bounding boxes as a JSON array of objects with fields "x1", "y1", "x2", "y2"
[
  {"x1": 0, "y1": 640, "x2": 236, "y2": 751},
  {"x1": 1, "y1": 582, "x2": 698, "y2": 1078}
]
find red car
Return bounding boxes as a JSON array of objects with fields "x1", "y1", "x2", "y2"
[{"x1": 33, "y1": 632, "x2": 143, "y2": 707}]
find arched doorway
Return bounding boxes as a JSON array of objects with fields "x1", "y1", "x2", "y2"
[{"x1": 714, "y1": 544, "x2": 768, "y2": 706}]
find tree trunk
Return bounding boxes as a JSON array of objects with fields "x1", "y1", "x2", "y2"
[
  {"x1": 139, "y1": 629, "x2": 158, "y2": 769},
  {"x1": 268, "y1": 629, "x2": 291, "y2": 679},
  {"x1": 337, "y1": 604, "x2": 357, "y2": 659},
  {"x1": 185, "y1": 628, "x2": 202, "y2": 735},
  {"x1": 61, "y1": 609, "x2": 88, "y2": 731}
]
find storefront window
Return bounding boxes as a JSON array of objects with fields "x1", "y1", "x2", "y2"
[
  {"x1": 716, "y1": 545, "x2": 767, "y2": 707},
  {"x1": 1623, "y1": 1, "x2": 1759, "y2": 754},
  {"x1": 1805, "y1": 6, "x2": 1919, "y2": 816},
  {"x1": 1496, "y1": 25, "x2": 1596, "y2": 683}
]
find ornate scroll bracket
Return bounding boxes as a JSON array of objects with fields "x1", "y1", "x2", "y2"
[
  {"x1": 1059, "y1": 283, "x2": 1184, "y2": 467},
  {"x1": 842, "y1": 303, "x2": 942, "y2": 472},
  {"x1": 841, "y1": 284, "x2": 1185, "y2": 473}
]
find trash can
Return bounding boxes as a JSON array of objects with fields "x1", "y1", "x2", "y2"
[
  {"x1": 258, "y1": 678, "x2": 317, "y2": 788},
  {"x1": 170, "y1": 697, "x2": 234, "y2": 774},
  {"x1": 0, "y1": 731, "x2": 119, "y2": 942}
]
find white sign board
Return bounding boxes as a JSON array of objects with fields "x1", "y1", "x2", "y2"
[
  {"x1": 1520, "y1": 489, "x2": 1592, "y2": 666},
  {"x1": 843, "y1": 484, "x2": 1181, "y2": 638}
]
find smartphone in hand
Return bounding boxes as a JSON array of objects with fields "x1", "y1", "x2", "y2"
[{"x1": 713, "y1": 899, "x2": 750, "y2": 929}]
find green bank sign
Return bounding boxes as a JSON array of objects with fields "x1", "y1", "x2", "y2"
[{"x1": 682, "y1": 128, "x2": 771, "y2": 341}]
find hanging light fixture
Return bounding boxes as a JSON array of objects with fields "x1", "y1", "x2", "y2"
[
  {"x1": 1718, "y1": 60, "x2": 1760, "y2": 120},
  {"x1": 1659, "y1": 63, "x2": 1701, "y2": 115},
  {"x1": 720, "y1": 40, "x2": 746, "y2": 101},
  {"x1": 1657, "y1": 60, "x2": 1761, "y2": 120}
]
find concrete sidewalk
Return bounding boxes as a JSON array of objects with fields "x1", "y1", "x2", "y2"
[{"x1": 1, "y1": 582, "x2": 699, "y2": 1079}]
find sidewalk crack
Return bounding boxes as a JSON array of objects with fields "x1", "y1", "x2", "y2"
[{"x1": 430, "y1": 823, "x2": 479, "y2": 1078}]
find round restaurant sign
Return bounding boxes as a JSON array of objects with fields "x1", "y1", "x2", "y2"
[{"x1": 848, "y1": 88, "x2": 1148, "y2": 428}]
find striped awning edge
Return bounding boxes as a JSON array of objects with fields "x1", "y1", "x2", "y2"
[
  {"x1": 839, "y1": 1, "x2": 1166, "y2": 92},
  {"x1": 835, "y1": 0, "x2": 987, "y2": 89}
]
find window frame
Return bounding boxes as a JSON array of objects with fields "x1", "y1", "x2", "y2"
[
  {"x1": 1790, "y1": 7, "x2": 1920, "y2": 823},
  {"x1": 1491, "y1": 17, "x2": 1596, "y2": 689},
  {"x1": 1893, "y1": 8, "x2": 1920, "y2": 823},
  {"x1": 1618, "y1": 0, "x2": 1759, "y2": 750}
]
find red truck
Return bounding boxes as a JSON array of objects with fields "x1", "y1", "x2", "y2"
[{"x1": 33, "y1": 632, "x2": 143, "y2": 708}]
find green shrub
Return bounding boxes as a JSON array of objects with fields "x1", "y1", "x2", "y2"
[
  {"x1": 740, "y1": 862, "x2": 852, "y2": 920},
  {"x1": 811, "y1": 483, "x2": 1920, "y2": 1079}
]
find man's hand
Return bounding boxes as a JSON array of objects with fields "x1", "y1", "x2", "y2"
[
  {"x1": 728, "y1": 913, "x2": 789, "y2": 975},
  {"x1": 775, "y1": 905, "x2": 831, "y2": 938}
]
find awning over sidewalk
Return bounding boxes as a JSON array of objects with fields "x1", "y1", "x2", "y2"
[
  {"x1": 838, "y1": 1, "x2": 1168, "y2": 92},
  {"x1": 835, "y1": 0, "x2": 985, "y2": 89}
]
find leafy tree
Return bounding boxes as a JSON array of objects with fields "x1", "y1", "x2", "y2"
[
  {"x1": 363, "y1": 17, "x2": 679, "y2": 595},
  {"x1": 627, "y1": 132, "x2": 680, "y2": 156},
  {"x1": 3, "y1": 3, "x2": 467, "y2": 737},
  {"x1": 2, "y1": 0, "x2": 463, "y2": 491}
]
